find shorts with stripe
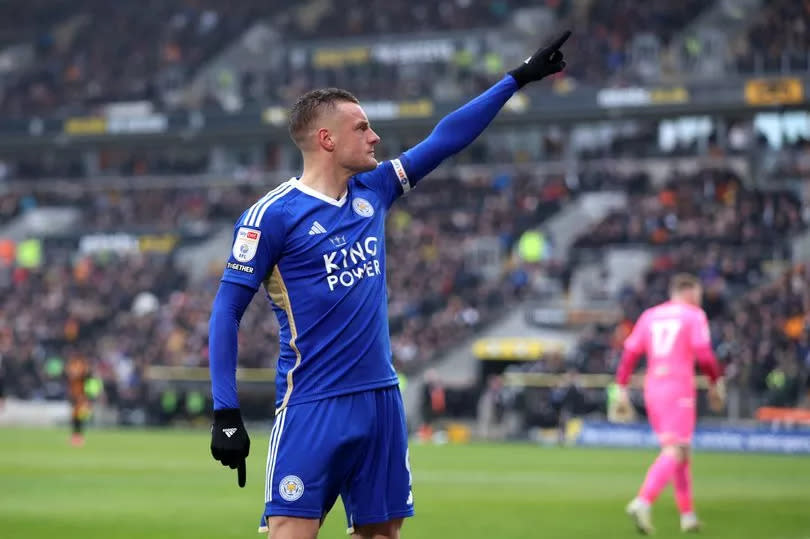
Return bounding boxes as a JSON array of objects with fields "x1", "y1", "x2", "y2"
[{"x1": 261, "y1": 386, "x2": 414, "y2": 530}]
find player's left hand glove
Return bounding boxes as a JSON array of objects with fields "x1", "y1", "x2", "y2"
[
  {"x1": 211, "y1": 408, "x2": 250, "y2": 488},
  {"x1": 508, "y1": 30, "x2": 571, "y2": 88}
]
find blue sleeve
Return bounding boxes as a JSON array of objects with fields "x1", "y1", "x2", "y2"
[
  {"x1": 356, "y1": 75, "x2": 518, "y2": 208},
  {"x1": 354, "y1": 159, "x2": 409, "y2": 209},
  {"x1": 402, "y1": 75, "x2": 518, "y2": 183},
  {"x1": 221, "y1": 209, "x2": 286, "y2": 290},
  {"x1": 209, "y1": 280, "x2": 256, "y2": 410}
]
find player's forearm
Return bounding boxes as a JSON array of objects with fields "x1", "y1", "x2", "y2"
[
  {"x1": 209, "y1": 281, "x2": 254, "y2": 410},
  {"x1": 401, "y1": 75, "x2": 518, "y2": 181},
  {"x1": 616, "y1": 348, "x2": 641, "y2": 386},
  {"x1": 695, "y1": 346, "x2": 722, "y2": 383}
]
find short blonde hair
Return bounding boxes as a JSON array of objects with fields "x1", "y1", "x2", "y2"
[{"x1": 669, "y1": 273, "x2": 700, "y2": 294}]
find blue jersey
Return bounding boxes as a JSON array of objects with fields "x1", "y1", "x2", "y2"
[{"x1": 222, "y1": 159, "x2": 411, "y2": 409}]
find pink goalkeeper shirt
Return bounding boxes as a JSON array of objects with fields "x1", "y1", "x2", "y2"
[{"x1": 617, "y1": 301, "x2": 721, "y2": 396}]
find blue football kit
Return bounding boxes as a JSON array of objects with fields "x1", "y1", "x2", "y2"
[{"x1": 208, "y1": 74, "x2": 520, "y2": 530}]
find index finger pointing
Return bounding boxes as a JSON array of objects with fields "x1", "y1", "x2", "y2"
[
  {"x1": 237, "y1": 459, "x2": 246, "y2": 488},
  {"x1": 549, "y1": 30, "x2": 572, "y2": 51}
]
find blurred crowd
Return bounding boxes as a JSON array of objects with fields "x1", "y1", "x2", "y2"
[
  {"x1": 572, "y1": 259, "x2": 810, "y2": 415},
  {"x1": 2, "y1": 0, "x2": 809, "y2": 117},
  {"x1": 387, "y1": 172, "x2": 565, "y2": 368},
  {"x1": 735, "y1": 0, "x2": 810, "y2": 74},
  {"x1": 9, "y1": 159, "x2": 807, "y2": 415},
  {"x1": 573, "y1": 169, "x2": 803, "y2": 248},
  {"x1": 567, "y1": 169, "x2": 809, "y2": 411},
  {"x1": 0, "y1": 0, "x2": 269, "y2": 117},
  {"x1": 0, "y1": 0, "x2": 534, "y2": 116},
  {"x1": 0, "y1": 0, "x2": 75, "y2": 47},
  {"x1": 2, "y1": 1, "x2": 810, "y2": 429},
  {"x1": 560, "y1": 0, "x2": 709, "y2": 83},
  {"x1": 235, "y1": 0, "x2": 719, "y2": 108},
  {"x1": 0, "y1": 167, "x2": 583, "y2": 404},
  {"x1": 461, "y1": 165, "x2": 809, "y2": 435},
  {"x1": 757, "y1": 138, "x2": 810, "y2": 183},
  {"x1": 275, "y1": 0, "x2": 531, "y2": 39},
  {"x1": 0, "y1": 250, "x2": 184, "y2": 401},
  {"x1": 0, "y1": 183, "x2": 263, "y2": 231}
]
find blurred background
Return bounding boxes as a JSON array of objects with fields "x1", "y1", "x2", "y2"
[
  {"x1": 3, "y1": 2, "x2": 810, "y2": 538},
  {"x1": 0, "y1": 0, "x2": 810, "y2": 451}
]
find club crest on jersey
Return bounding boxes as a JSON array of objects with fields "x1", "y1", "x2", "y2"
[
  {"x1": 329, "y1": 235, "x2": 347, "y2": 248},
  {"x1": 352, "y1": 197, "x2": 374, "y2": 218},
  {"x1": 279, "y1": 475, "x2": 304, "y2": 502},
  {"x1": 232, "y1": 227, "x2": 260, "y2": 262}
]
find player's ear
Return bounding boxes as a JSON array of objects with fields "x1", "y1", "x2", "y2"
[{"x1": 317, "y1": 128, "x2": 335, "y2": 152}]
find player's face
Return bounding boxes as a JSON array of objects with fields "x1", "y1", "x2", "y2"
[{"x1": 332, "y1": 101, "x2": 380, "y2": 173}]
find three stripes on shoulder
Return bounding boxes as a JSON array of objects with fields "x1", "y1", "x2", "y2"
[
  {"x1": 243, "y1": 181, "x2": 329, "y2": 235},
  {"x1": 243, "y1": 182, "x2": 294, "y2": 227},
  {"x1": 308, "y1": 221, "x2": 327, "y2": 235}
]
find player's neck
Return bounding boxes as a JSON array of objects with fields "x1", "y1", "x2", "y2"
[{"x1": 298, "y1": 158, "x2": 351, "y2": 201}]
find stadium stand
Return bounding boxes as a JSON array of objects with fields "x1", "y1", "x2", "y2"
[
  {"x1": 563, "y1": 167, "x2": 808, "y2": 414},
  {"x1": 735, "y1": 0, "x2": 810, "y2": 74},
  {"x1": 3, "y1": 148, "x2": 810, "y2": 422},
  {"x1": 274, "y1": 0, "x2": 535, "y2": 38},
  {"x1": 0, "y1": 250, "x2": 184, "y2": 400},
  {"x1": 566, "y1": 260, "x2": 810, "y2": 414},
  {"x1": 464, "y1": 157, "x2": 810, "y2": 431},
  {"x1": 572, "y1": 169, "x2": 803, "y2": 248},
  {"x1": 0, "y1": 168, "x2": 575, "y2": 404},
  {"x1": 0, "y1": 0, "x2": 764, "y2": 115},
  {"x1": 557, "y1": 0, "x2": 711, "y2": 83},
  {"x1": 0, "y1": 1, "x2": 75, "y2": 46},
  {"x1": 1, "y1": 1, "x2": 809, "y2": 431},
  {"x1": 0, "y1": 0, "x2": 539, "y2": 115},
  {"x1": 0, "y1": 0, "x2": 283, "y2": 117}
]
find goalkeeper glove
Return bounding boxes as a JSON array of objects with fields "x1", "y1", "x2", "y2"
[
  {"x1": 609, "y1": 385, "x2": 635, "y2": 423},
  {"x1": 708, "y1": 379, "x2": 726, "y2": 414},
  {"x1": 508, "y1": 30, "x2": 571, "y2": 88},
  {"x1": 211, "y1": 408, "x2": 250, "y2": 488}
]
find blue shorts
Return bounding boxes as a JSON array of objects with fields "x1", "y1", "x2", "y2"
[{"x1": 261, "y1": 385, "x2": 414, "y2": 531}]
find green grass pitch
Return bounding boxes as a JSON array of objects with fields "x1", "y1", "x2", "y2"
[{"x1": 1, "y1": 427, "x2": 808, "y2": 538}]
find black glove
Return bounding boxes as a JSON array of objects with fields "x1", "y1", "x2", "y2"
[
  {"x1": 508, "y1": 30, "x2": 571, "y2": 88},
  {"x1": 211, "y1": 408, "x2": 250, "y2": 488}
]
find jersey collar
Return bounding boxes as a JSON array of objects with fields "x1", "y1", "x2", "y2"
[{"x1": 291, "y1": 178, "x2": 348, "y2": 207}]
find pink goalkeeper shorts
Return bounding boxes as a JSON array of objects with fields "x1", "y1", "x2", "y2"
[{"x1": 644, "y1": 390, "x2": 696, "y2": 446}]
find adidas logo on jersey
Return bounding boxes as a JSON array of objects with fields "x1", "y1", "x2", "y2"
[
  {"x1": 308, "y1": 221, "x2": 327, "y2": 235},
  {"x1": 222, "y1": 428, "x2": 237, "y2": 438}
]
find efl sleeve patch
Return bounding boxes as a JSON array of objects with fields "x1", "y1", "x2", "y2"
[{"x1": 232, "y1": 227, "x2": 261, "y2": 263}]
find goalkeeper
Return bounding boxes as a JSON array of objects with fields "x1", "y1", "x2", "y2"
[{"x1": 615, "y1": 274, "x2": 725, "y2": 534}]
